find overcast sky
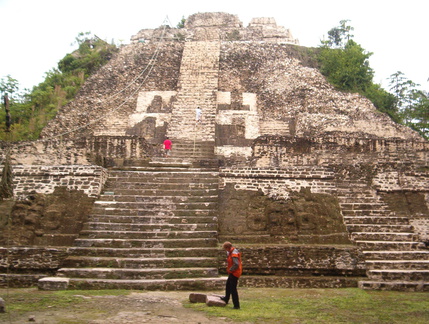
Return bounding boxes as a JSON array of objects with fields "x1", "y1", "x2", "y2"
[{"x1": 0, "y1": 0, "x2": 427, "y2": 92}]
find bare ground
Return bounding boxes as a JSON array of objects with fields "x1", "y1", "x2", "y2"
[{"x1": 1, "y1": 290, "x2": 241, "y2": 324}]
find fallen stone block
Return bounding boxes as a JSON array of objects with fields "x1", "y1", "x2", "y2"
[
  {"x1": 38, "y1": 277, "x2": 69, "y2": 290},
  {"x1": 189, "y1": 293, "x2": 207, "y2": 303},
  {"x1": 0, "y1": 297, "x2": 5, "y2": 313},
  {"x1": 206, "y1": 295, "x2": 226, "y2": 307}
]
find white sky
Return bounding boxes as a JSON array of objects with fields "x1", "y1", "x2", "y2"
[{"x1": 0, "y1": 0, "x2": 428, "y2": 92}]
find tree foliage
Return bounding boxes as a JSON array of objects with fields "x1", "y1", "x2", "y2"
[
  {"x1": 319, "y1": 39, "x2": 374, "y2": 92},
  {"x1": 318, "y1": 20, "x2": 428, "y2": 139},
  {"x1": 388, "y1": 71, "x2": 429, "y2": 137},
  {"x1": 177, "y1": 16, "x2": 186, "y2": 29},
  {"x1": 322, "y1": 19, "x2": 354, "y2": 48},
  {"x1": 0, "y1": 33, "x2": 118, "y2": 141},
  {"x1": 318, "y1": 21, "x2": 401, "y2": 124}
]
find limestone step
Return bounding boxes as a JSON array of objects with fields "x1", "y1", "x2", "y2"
[
  {"x1": 57, "y1": 267, "x2": 219, "y2": 280},
  {"x1": 147, "y1": 159, "x2": 193, "y2": 168},
  {"x1": 62, "y1": 256, "x2": 217, "y2": 269},
  {"x1": 93, "y1": 201, "x2": 218, "y2": 211},
  {"x1": 350, "y1": 232, "x2": 417, "y2": 242},
  {"x1": 78, "y1": 229, "x2": 217, "y2": 239},
  {"x1": 343, "y1": 216, "x2": 409, "y2": 225},
  {"x1": 149, "y1": 158, "x2": 219, "y2": 168},
  {"x1": 87, "y1": 215, "x2": 218, "y2": 224},
  {"x1": 367, "y1": 269, "x2": 429, "y2": 281},
  {"x1": 73, "y1": 238, "x2": 218, "y2": 248},
  {"x1": 347, "y1": 224, "x2": 413, "y2": 233},
  {"x1": 365, "y1": 260, "x2": 429, "y2": 270},
  {"x1": 98, "y1": 192, "x2": 218, "y2": 202},
  {"x1": 83, "y1": 222, "x2": 217, "y2": 232},
  {"x1": 106, "y1": 173, "x2": 217, "y2": 184},
  {"x1": 105, "y1": 177, "x2": 219, "y2": 185},
  {"x1": 337, "y1": 196, "x2": 383, "y2": 202},
  {"x1": 171, "y1": 147, "x2": 215, "y2": 154},
  {"x1": 170, "y1": 142, "x2": 215, "y2": 150},
  {"x1": 108, "y1": 168, "x2": 218, "y2": 173},
  {"x1": 65, "y1": 277, "x2": 226, "y2": 290},
  {"x1": 100, "y1": 188, "x2": 219, "y2": 196},
  {"x1": 98, "y1": 195, "x2": 219, "y2": 203},
  {"x1": 358, "y1": 280, "x2": 429, "y2": 291},
  {"x1": 66, "y1": 247, "x2": 219, "y2": 258},
  {"x1": 108, "y1": 167, "x2": 217, "y2": 174},
  {"x1": 355, "y1": 241, "x2": 424, "y2": 251},
  {"x1": 340, "y1": 202, "x2": 389, "y2": 210},
  {"x1": 362, "y1": 250, "x2": 429, "y2": 260},
  {"x1": 240, "y1": 275, "x2": 364, "y2": 289},
  {"x1": 342, "y1": 210, "x2": 394, "y2": 217},
  {"x1": 103, "y1": 182, "x2": 218, "y2": 190},
  {"x1": 90, "y1": 208, "x2": 218, "y2": 217}
]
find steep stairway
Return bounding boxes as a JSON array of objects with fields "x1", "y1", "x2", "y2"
[
  {"x1": 167, "y1": 41, "x2": 220, "y2": 142},
  {"x1": 151, "y1": 139, "x2": 218, "y2": 169},
  {"x1": 39, "y1": 166, "x2": 224, "y2": 290},
  {"x1": 337, "y1": 181, "x2": 429, "y2": 291}
]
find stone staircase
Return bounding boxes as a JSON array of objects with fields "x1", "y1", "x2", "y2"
[
  {"x1": 150, "y1": 139, "x2": 218, "y2": 169},
  {"x1": 39, "y1": 166, "x2": 224, "y2": 290},
  {"x1": 167, "y1": 41, "x2": 220, "y2": 142},
  {"x1": 259, "y1": 119, "x2": 291, "y2": 136},
  {"x1": 337, "y1": 181, "x2": 429, "y2": 291}
]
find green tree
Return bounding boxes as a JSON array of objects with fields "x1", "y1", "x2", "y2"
[
  {"x1": 318, "y1": 20, "x2": 405, "y2": 123},
  {"x1": 319, "y1": 39, "x2": 373, "y2": 92},
  {"x1": 0, "y1": 32, "x2": 118, "y2": 141},
  {"x1": 322, "y1": 19, "x2": 354, "y2": 48},
  {"x1": 364, "y1": 83, "x2": 398, "y2": 121},
  {"x1": 0, "y1": 75, "x2": 19, "y2": 100},
  {"x1": 177, "y1": 16, "x2": 186, "y2": 29},
  {"x1": 409, "y1": 90, "x2": 429, "y2": 138}
]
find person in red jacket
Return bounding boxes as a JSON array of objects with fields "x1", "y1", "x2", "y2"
[
  {"x1": 163, "y1": 137, "x2": 172, "y2": 157},
  {"x1": 221, "y1": 241, "x2": 242, "y2": 309}
]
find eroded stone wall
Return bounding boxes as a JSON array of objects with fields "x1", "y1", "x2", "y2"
[
  {"x1": 251, "y1": 135, "x2": 429, "y2": 169},
  {"x1": 4, "y1": 165, "x2": 107, "y2": 199},
  {"x1": 218, "y1": 183, "x2": 351, "y2": 244},
  {"x1": 0, "y1": 136, "x2": 153, "y2": 167},
  {"x1": 131, "y1": 13, "x2": 298, "y2": 44},
  {"x1": 219, "y1": 135, "x2": 429, "y2": 244},
  {"x1": 230, "y1": 245, "x2": 365, "y2": 276},
  {"x1": 0, "y1": 244, "x2": 364, "y2": 288},
  {"x1": 0, "y1": 247, "x2": 67, "y2": 287}
]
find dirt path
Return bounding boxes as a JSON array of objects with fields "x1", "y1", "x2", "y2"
[{"x1": 3, "y1": 291, "x2": 238, "y2": 324}]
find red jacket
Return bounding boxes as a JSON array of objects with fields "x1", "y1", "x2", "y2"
[
  {"x1": 226, "y1": 247, "x2": 242, "y2": 278},
  {"x1": 163, "y1": 139, "x2": 172, "y2": 150}
]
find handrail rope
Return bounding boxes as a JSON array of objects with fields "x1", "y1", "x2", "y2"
[{"x1": 0, "y1": 16, "x2": 170, "y2": 157}]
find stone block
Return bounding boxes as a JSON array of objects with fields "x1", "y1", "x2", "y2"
[
  {"x1": 0, "y1": 297, "x2": 5, "y2": 313},
  {"x1": 189, "y1": 293, "x2": 207, "y2": 303},
  {"x1": 206, "y1": 295, "x2": 226, "y2": 307},
  {"x1": 38, "y1": 277, "x2": 69, "y2": 291}
]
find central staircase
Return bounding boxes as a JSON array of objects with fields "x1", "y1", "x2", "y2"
[{"x1": 39, "y1": 165, "x2": 224, "y2": 290}]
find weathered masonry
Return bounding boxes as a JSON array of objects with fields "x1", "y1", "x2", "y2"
[{"x1": 1, "y1": 12, "x2": 428, "y2": 291}]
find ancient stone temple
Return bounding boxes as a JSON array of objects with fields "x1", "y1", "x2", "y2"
[{"x1": 1, "y1": 12, "x2": 428, "y2": 291}]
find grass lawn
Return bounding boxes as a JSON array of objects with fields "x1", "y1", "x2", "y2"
[
  {"x1": 185, "y1": 287, "x2": 429, "y2": 323},
  {"x1": 0, "y1": 287, "x2": 428, "y2": 323}
]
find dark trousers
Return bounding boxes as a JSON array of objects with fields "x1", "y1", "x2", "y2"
[{"x1": 225, "y1": 273, "x2": 240, "y2": 308}]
